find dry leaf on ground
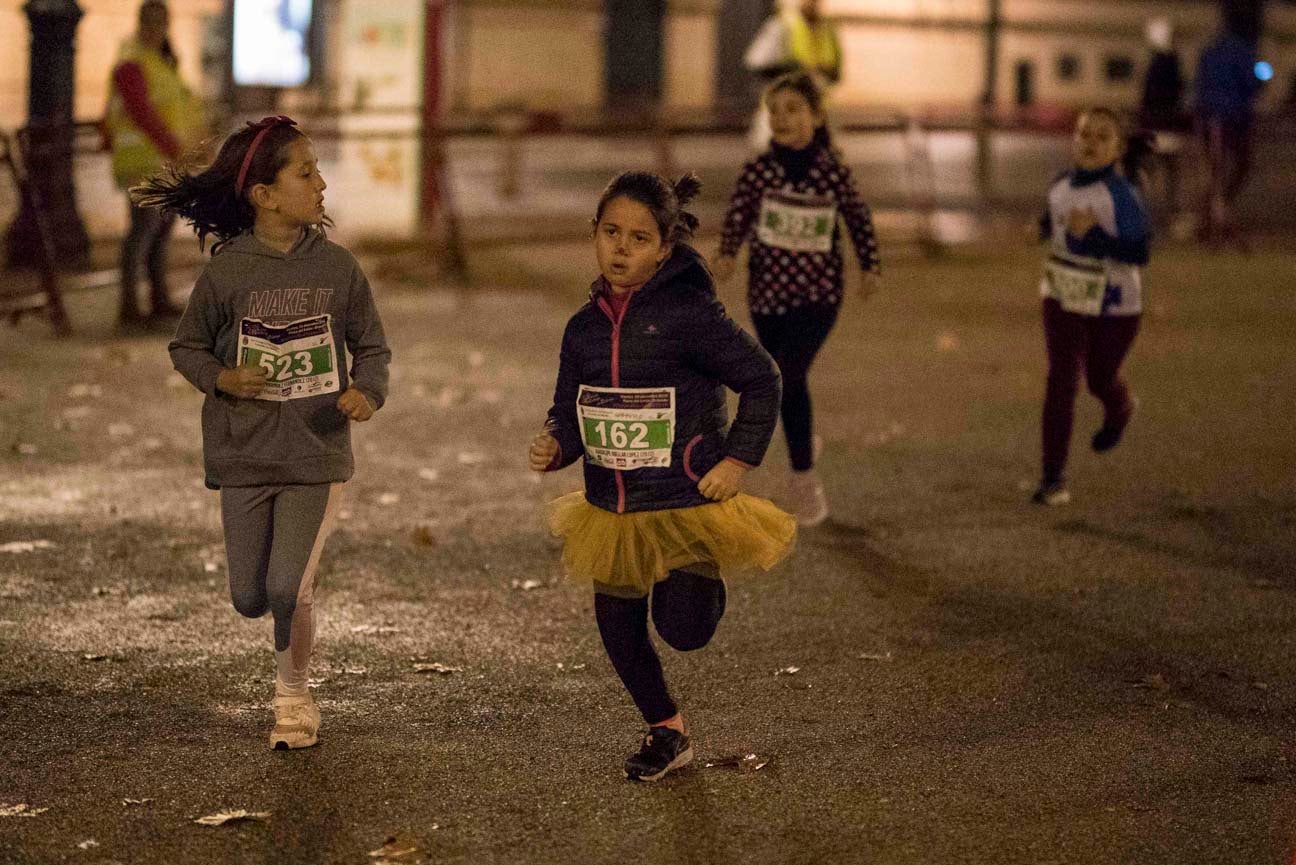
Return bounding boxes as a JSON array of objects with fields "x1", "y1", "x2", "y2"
[
  {"x1": 0, "y1": 541, "x2": 56, "y2": 554},
  {"x1": 0, "y1": 803, "x2": 49, "y2": 818},
  {"x1": 413, "y1": 662, "x2": 462, "y2": 675},
  {"x1": 368, "y1": 835, "x2": 420, "y2": 858},
  {"x1": 704, "y1": 753, "x2": 769, "y2": 772},
  {"x1": 194, "y1": 809, "x2": 271, "y2": 826}
]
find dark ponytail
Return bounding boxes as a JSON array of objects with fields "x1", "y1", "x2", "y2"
[
  {"x1": 594, "y1": 170, "x2": 702, "y2": 245},
  {"x1": 1121, "y1": 130, "x2": 1156, "y2": 190},
  {"x1": 131, "y1": 119, "x2": 311, "y2": 253}
]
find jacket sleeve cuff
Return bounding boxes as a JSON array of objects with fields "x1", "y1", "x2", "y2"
[
  {"x1": 724, "y1": 455, "x2": 758, "y2": 470},
  {"x1": 199, "y1": 363, "x2": 225, "y2": 397}
]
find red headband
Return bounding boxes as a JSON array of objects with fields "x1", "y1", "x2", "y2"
[{"x1": 234, "y1": 115, "x2": 298, "y2": 196}]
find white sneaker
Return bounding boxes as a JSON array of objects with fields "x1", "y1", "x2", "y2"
[
  {"x1": 788, "y1": 469, "x2": 829, "y2": 527},
  {"x1": 270, "y1": 693, "x2": 320, "y2": 750}
]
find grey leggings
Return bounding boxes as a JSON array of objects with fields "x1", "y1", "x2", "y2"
[{"x1": 220, "y1": 483, "x2": 342, "y2": 693}]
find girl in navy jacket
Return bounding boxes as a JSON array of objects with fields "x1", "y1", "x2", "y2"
[{"x1": 529, "y1": 171, "x2": 795, "y2": 782}]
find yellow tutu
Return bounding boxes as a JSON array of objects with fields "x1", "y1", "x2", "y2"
[{"x1": 546, "y1": 492, "x2": 796, "y2": 596}]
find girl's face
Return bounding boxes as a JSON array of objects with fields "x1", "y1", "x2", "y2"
[
  {"x1": 1073, "y1": 112, "x2": 1122, "y2": 171},
  {"x1": 594, "y1": 196, "x2": 670, "y2": 293},
  {"x1": 259, "y1": 138, "x2": 327, "y2": 226},
  {"x1": 768, "y1": 87, "x2": 822, "y2": 150}
]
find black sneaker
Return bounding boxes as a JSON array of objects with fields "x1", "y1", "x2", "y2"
[{"x1": 624, "y1": 726, "x2": 694, "y2": 782}]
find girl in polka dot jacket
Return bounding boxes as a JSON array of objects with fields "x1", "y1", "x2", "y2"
[{"x1": 713, "y1": 71, "x2": 881, "y2": 527}]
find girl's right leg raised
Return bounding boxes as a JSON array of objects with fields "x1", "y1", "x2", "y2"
[
  {"x1": 220, "y1": 484, "x2": 342, "y2": 749},
  {"x1": 594, "y1": 565, "x2": 726, "y2": 782}
]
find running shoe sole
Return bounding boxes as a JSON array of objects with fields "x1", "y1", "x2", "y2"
[{"x1": 626, "y1": 745, "x2": 695, "y2": 782}]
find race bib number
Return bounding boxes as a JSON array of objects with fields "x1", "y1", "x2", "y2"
[
  {"x1": 1045, "y1": 259, "x2": 1106, "y2": 316},
  {"x1": 577, "y1": 385, "x2": 675, "y2": 470},
  {"x1": 756, "y1": 191, "x2": 837, "y2": 253},
  {"x1": 238, "y1": 314, "x2": 340, "y2": 402}
]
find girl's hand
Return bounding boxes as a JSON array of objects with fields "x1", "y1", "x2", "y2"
[
  {"x1": 337, "y1": 388, "x2": 375, "y2": 421},
  {"x1": 859, "y1": 270, "x2": 881, "y2": 301},
  {"x1": 711, "y1": 254, "x2": 737, "y2": 284},
  {"x1": 216, "y1": 365, "x2": 268, "y2": 399},
  {"x1": 529, "y1": 432, "x2": 559, "y2": 472},
  {"x1": 697, "y1": 459, "x2": 747, "y2": 501},
  {"x1": 1066, "y1": 207, "x2": 1098, "y2": 238}
]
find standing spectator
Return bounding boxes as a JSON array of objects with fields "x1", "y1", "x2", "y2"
[
  {"x1": 1193, "y1": 23, "x2": 1262, "y2": 246},
  {"x1": 1138, "y1": 17, "x2": 1186, "y2": 229},
  {"x1": 105, "y1": 1, "x2": 205, "y2": 327},
  {"x1": 1140, "y1": 18, "x2": 1185, "y2": 131},
  {"x1": 743, "y1": 0, "x2": 842, "y2": 148}
]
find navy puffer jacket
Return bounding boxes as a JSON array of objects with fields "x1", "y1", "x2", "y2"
[{"x1": 544, "y1": 244, "x2": 781, "y2": 514}]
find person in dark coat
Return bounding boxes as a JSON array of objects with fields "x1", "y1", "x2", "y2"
[{"x1": 528, "y1": 171, "x2": 795, "y2": 783}]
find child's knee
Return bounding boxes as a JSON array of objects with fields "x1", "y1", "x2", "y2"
[
  {"x1": 652, "y1": 570, "x2": 726, "y2": 652},
  {"x1": 229, "y1": 588, "x2": 268, "y2": 619}
]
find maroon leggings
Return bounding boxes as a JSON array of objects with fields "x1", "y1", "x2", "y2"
[{"x1": 1040, "y1": 298, "x2": 1141, "y2": 483}]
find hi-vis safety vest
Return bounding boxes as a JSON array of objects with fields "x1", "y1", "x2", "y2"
[
  {"x1": 783, "y1": 11, "x2": 841, "y2": 81},
  {"x1": 105, "y1": 38, "x2": 203, "y2": 188}
]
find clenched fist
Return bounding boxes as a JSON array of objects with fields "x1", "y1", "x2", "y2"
[
  {"x1": 337, "y1": 388, "x2": 375, "y2": 421},
  {"x1": 529, "y1": 432, "x2": 559, "y2": 472},
  {"x1": 216, "y1": 364, "x2": 268, "y2": 399},
  {"x1": 697, "y1": 459, "x2": 748, "y2": 501}
]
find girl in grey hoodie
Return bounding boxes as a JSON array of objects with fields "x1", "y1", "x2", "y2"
[{"x1": 135, "y1": 116, "x2": 391, "y2": 750}]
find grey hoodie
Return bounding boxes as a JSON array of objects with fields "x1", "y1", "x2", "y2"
[{"x1": 168, "y1": 229, "x2": 391, "y2": 489}]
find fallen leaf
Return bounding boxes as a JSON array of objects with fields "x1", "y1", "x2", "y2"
[
  {"x1": 857, "y1": 652, "x2": 892, "y2": 662},
  {"x1": 377, "y1": 492, "x2": 400, "y2": 506},
  {"x1": 456, "y1": 451, "x2": 487, "y2": 465},
  {"x1": 122, "y1": 798, "x2": 153, "y2": 807},
  {"x1": 1131, "y1": 673, "x2": 1170, "y2": 691},
  {"x1": 203, "y1": 561, "x2": 219, "y2": 573},
  {"x1": 344, "y1": 667, "x2": 368, "y2": 676},
  {"x1": 417, "y1": 468, "x2": 440, "y2": 482},
  {"x1": 409, "y1": 525, "x2": 438, "y2": 547},
  {"x1": 774, "y1": 666, "x2": 801, "y2": 676},
  {"x1": 369, "y1": 835, "x2": 420, "y2": 858},
  {"x1": 935, "y1": 332, "x2": 960, "y2": 352},
  {"x1": 704, "y1": 753, "x2": 769, "y2": 772},
  {"x1": 351, "y1": 624, "x2": 402, "y2": 635},
  {"x1": 413, "y1": 662, "x2": 462, "y2": 675},
  {"x1": 1251, "y1": 681, "x2": 1271, "y2": 691},
  {"x1": 0, "y1": 540, "x2": 56, "y2": 554},
  {"x1": 0, "y1": 803, "x2": 49, "y2": 817},
  {"x1": 467, "y1": 350, "x2": 485, "y2": 368},
  {"x1": 82, "y1": 654, "x2": 109, "y2": 662},
  {"x1": 77, "y1": 839, "x2": 98, "y2": 850},
  {"x1": 194, "y1": 809, "x2": 271, "y2": 826},
  {"x1": 15, "y1": 443, "x2": 37, "y2": 455},
  {"x1": 510, "y1": 579, "x2": 542, "y2": 591}
]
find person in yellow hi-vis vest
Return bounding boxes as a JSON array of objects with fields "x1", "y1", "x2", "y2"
[
  {"x1": 743, "y1": 0, "x2": 842, "y2": 148},
  {"x1": 105, "y1": 0, "x2": 205, "y2": 327}
]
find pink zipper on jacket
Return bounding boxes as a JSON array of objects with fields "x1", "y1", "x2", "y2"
[{"x1": 596, "y1": 291, "x2": 633, "y2": 514}]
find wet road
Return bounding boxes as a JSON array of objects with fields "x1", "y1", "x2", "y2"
[{"x1": 1, "y1": 238, "x2": 1294, "y2": 864}]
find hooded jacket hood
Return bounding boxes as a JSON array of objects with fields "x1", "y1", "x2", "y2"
[{"x1": 216, "y1": 226, "x2": 329, "y2": 261}]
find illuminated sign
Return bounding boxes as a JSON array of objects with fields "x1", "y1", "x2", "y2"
[{"x1": 232, "y1": 0, "x2": 313, "y2": 87}]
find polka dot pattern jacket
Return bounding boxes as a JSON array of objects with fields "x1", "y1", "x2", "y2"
[{"x1": 720, "y1": 145, "x2": 880, "y2": 315}]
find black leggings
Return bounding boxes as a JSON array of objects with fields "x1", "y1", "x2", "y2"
[
  {"x1": 595, "y1": 568, "x2": 727, "y2": 725},
  {"x1": 752, "y1": 304, "x2": 840, "y2": 471}
]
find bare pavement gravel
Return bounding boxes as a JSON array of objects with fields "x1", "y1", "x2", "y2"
[{"x1": 1, "y1": 239, "x2": 1294, "y2": 865}]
